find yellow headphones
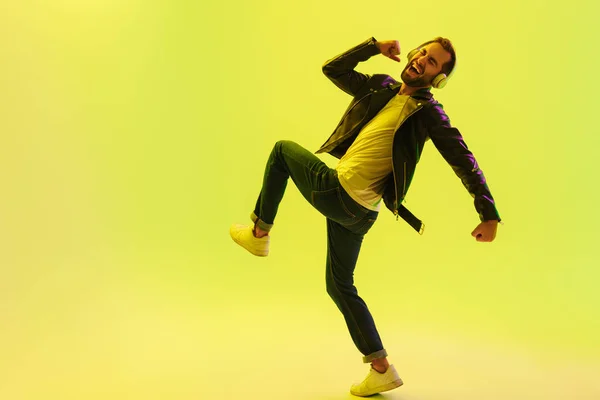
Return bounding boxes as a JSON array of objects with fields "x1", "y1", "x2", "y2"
[{"x1": 406, "y1": 43, "x2": 456, "y2": 89}]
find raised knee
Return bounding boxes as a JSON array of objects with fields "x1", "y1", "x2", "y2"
[
  {"x1": 274, "y1": 139, "x2": 292, "y2": 150},
  {"x1": 271, "y1": 140, "x2": 283, "y2": 155}
]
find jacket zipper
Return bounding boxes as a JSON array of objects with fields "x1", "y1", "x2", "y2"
[
  {"x1": 392, "y1": 162, "x2": 399, "y2": 220},
  {"x1": 392, "y1": 103, "x2": 423, "y2": 219},
  {"x1": 403, "y1": 161, "x2": 407, "y2": 202}
]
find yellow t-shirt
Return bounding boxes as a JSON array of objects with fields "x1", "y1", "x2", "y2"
[{"x1": 336, "y1": 94, "x2": 410, "y2": 211}]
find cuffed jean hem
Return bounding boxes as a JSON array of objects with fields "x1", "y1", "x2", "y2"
[
  {"x1": 250, "y1": 212, "x2": 273, "y2": 232},
  {"x1": 362, "y1": 349, "x2": 388, "y2": 363}
]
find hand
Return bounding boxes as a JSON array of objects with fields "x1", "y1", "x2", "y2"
[
  {"x1": 376, "y1": 40, "x2": 401, "y2": 62},
  {"x1": 471, "y1": 220, "x2": 498, "y2": 242}
]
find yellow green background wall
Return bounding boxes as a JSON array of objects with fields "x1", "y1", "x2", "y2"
[{"x1": 1, "y1": 0, "x2": 598, "y2": 398}]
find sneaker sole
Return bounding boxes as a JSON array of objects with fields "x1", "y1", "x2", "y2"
[{"x1": 350, "y1": 378, "x2": 403, "y2": 397}]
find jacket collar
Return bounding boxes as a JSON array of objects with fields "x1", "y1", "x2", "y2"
[{"x1": 388, "y1": 82, "x2": 433, "y2": 101}]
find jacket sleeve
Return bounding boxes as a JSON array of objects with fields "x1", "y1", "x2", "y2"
[
  {"x1": 427, "y1": 104, "x2": 502, "y2": 222},
  {"x1": 322, "y1": 37, "x2": 382, "y2": 97}
]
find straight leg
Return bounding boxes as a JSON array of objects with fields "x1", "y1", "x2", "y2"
[{"x1": 325, "y1": 218, "x2": 387, "y2": 363}]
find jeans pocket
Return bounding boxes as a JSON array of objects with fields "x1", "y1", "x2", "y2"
[
  {"x1": 311, "y1": 186, "x2": 355, "y2": 222},
  {"x1": 355, "y1": 217, "x2": 377, "y2": 235}
]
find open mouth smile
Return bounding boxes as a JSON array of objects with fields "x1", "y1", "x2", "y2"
[{"x1": 409, "y1": 64, "x2": 422, "y2": 74}]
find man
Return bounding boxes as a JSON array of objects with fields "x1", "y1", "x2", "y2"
[{"x1": 230, "y1": 36, "x2": 501, "y2": 396}]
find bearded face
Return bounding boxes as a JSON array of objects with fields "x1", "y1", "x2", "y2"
[
  {"x1": 399, "y1": 43, "x2": 451, "y2": 88},
  {"x1": 400, "y1": 58, "x2": 434, "y2": 87}
]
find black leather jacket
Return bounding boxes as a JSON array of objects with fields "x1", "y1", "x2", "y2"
[{"x1": 316, "y1": 37, "x2": 501, "y2": 234}]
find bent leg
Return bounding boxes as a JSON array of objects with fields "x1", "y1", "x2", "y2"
[{"x1": 252, "y1": 140, "x2": 332, "y2": 232}]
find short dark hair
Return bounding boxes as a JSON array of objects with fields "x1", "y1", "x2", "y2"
[{"x1": 419, "y1": 37, "x2": 456, "y2": 76}]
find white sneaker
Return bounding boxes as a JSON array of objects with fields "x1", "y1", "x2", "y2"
[
  {"x1": 229, "y1": 224, "x2": 270, "y2": 257},
  {"x1": 350, "y1": 364, "x2": 403, "y2": 397}
]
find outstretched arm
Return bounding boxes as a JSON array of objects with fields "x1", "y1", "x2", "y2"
[{"x1": 427, "y1": 105, "x2": 501, "y2": 242}]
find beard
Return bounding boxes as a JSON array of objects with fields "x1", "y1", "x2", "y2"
[{"x1": 400, "y1": 62, "x2": 431, "y2": 88}]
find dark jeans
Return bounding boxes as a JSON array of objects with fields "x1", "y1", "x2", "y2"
[{"x1": 251, "y1": 140, "x2": 387, "y2": 363}]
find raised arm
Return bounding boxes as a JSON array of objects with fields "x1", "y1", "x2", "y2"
[{"x1": 322, "y1": 37, "x2": 384, "y2": 97}]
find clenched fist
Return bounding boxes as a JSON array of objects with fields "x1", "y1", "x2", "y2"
[
  {"x1": 376, "y1": 40, "x2": 401, "y2": 62},
  {"x1": 471, "y1": 220, "x2": 499, "y2": 242}
]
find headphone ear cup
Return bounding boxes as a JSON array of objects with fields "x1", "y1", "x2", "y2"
[
  {"x1": 432, "y1": 73, "x2": 447, "y2": 89},
  {"x1": 407, "y1": 49, "x2": 418, "y2": 60}
]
